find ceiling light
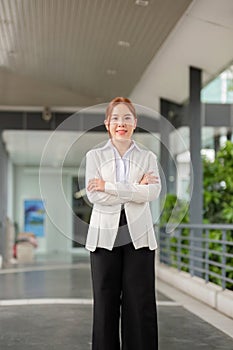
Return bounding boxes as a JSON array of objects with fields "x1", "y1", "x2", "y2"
[
  {"x1": 135, "y1": 0, "x2": 149, "y2": 7},
  {"x1": 0, "y1": 19, "x2": 12, "y2": 25},
  {"x1": 107, "y1": 69, "x2": 117, "y2": 75},
  {"x1": 118, "y1": 40, "x2": 130, "y2": 47},
  {"x1": 7, "y1": 50, "x2": 17, "y2": 57}
]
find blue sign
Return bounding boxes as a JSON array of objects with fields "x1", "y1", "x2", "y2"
[{"x1": 24, "y1": 199, "x2": 45, "y2": 237}]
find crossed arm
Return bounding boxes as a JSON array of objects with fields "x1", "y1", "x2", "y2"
[{"x1": 85, "y1": 150, "x2": 161, "y2": 205}]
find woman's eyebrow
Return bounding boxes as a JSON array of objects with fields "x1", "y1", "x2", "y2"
[{"x1": 111, "y1": 113, "x2": 133, "y2": 116}]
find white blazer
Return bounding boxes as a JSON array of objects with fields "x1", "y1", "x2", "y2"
[{"x1": 85, "y1": 140, "x2": 161, "y2": 252}]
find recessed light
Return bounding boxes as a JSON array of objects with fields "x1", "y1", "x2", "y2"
[
  {"x1": 118, "y1": 40, "x2": 130, "y2": 48},
  {"x1": 107, "y1": 69, "x2": 117, "y2": 75},
  {"x1": 135, "y1": 0, "x2": 149, "y2": 7},
  {"x1": 0, "y1": 19, "x2": 12, "y2": 25},
  {"x1": 8, "y1": 50, "x2": 17, "y2": 56}
]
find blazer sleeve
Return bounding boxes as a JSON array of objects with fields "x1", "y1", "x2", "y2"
[
  {"x1": 104, "y1": 151, "x2": 161, "y2": 204},
  {"x1": 85, "y1": 150, "x2": 129, "y2": 205}
]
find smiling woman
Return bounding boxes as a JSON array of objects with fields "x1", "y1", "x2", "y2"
[
  {"x1": 104, "y1": 97, "x2": 137, "y2": 154},
  {"x1": 85, "y1": 96, "x2": 161, "y2": 350}
]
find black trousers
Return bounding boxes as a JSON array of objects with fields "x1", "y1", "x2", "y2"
[{"x1": 90, "y1": 210, "x2": 158, "y2": 350}]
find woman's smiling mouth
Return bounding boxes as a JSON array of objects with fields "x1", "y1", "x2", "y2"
[{"x1": 116, "y1": 130, "x2": 127, "y2": 135}]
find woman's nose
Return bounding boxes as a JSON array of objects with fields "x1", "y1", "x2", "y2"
[{"x1": 117, "y1": 117, "x2": 125, "y2": 125}]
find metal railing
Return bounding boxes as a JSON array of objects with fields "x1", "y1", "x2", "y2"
[{"x1": 159, "y1": 224, "x2": 233, "y2": 290}]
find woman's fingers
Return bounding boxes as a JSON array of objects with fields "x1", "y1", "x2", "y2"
[
  {"x1": 88, "y1": 179, "x2": 98, "y2": 191},
  {"x1": 87, "y1": 178, "x2": 105, "y2": 192},
  {"x1": 88, "y1": 175, "x2": 159, "y2": 189},
  {"x1": 139, "y1": 172, "x2": 160, "y2": 185},
  {"x1": 144, "y1": 173, "x2": 160, "y2": 184}
]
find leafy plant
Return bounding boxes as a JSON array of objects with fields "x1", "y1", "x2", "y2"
[
  {"x1": 203, "y1": 141, "x2": 233, "y2": 289},
  {"x1": 160, "y1": 194, "x2": 190, "y2": 272},
  {"x1": 160, "y1": 141, "x2": 233, "y2": 290}
]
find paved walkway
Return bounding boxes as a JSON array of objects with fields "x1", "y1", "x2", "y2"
[{"x1": 0, "y1": 255, "x2": 232, "y2": 350}]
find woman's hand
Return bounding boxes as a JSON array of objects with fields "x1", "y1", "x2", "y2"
[
  {"x1": 139, "y1": 171, "x2": 160, "y2": 185},
  {"x1": 87, "y1": 172, "x2": 159, "y2": 192},
  {"x1": 87, "y1": 178, "x2": 105, "y2": 192}
]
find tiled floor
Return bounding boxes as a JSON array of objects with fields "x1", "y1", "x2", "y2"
[{"x1": 0, "y1": 255, "x2": 232, "y2": 350}]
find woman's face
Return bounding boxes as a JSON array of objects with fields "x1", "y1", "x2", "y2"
[{"x1": 105, "y1": 103, "x2": 137, "y2": 140}]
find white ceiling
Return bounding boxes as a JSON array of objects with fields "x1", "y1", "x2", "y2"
[
  {"x1": 0, "y1": 0, "x2": 233, "y2": 110},
  {"x1": 0, "y1": 0, "x2": 192, "y2": 107},
  {"x1": 131, "y1": 0, "x2": 233, "y2": 110},
  {"x1": 1, "y1": 0, "x2": 233, "y2": 166},
  {"x1": 0, "y1": 0, "x2": 232, "y2": 110}
]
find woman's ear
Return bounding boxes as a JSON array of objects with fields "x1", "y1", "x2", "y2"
[
  {"x1": 104, "y1": 119, "x2": 109, "y2": 130},
  {"x1": 133, "y1": 118, "x2": 137, "y2": 130}
]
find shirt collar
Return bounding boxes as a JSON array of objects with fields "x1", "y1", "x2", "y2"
[{"x1": 104, "y1": 138, "x2": 142, "y2": 154}]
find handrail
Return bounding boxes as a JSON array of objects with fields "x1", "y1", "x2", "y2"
[{"x1": 159, "y1": 223, "x2": 233, "y2": 290}]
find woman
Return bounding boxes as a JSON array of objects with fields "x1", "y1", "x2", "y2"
[{"x1": 85, "y1": 97, "x2": 161, "y2": 350}]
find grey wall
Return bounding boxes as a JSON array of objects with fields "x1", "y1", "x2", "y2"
[
  {"x1": 14, "y1": 166, "x2": 73, "y2": 255},
  {"x1": 0, "y1": 136, "x2": 8, "y2": 261}
]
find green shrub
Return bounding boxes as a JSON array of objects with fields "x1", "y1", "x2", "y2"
[{"x1": 160, "y1": 141, "x2": 233, "y2": 290}]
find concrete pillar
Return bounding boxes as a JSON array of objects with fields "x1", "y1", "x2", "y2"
[
  {"x1": 160, "y1": 98, "x2": 176, "y2": 194},
  {"x1": 0, "y1": 134, "x2": 8, "y2": 266},
  {"x1": 189, "y1": 66, "x2": 203, "y2": 277}
]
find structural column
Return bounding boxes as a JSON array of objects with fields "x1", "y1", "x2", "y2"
[
  {"x1": 189, "y1": 66, "x2": 203, "y2": 277},
  {"x1": 0, "y1": 135, "x2": 8, "y2": 266},
  {"x1": 160, "y1": 98, "x2": 176, "y2": 194}
]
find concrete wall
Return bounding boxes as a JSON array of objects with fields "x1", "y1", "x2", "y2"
[
  {"x1": 157, "y1": 262, "x2": 233, "y2": 320},
  {"x1": 14, "y1": 166, "x2": 74, "y2": 255}
]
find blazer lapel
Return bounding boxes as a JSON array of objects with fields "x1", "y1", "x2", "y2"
[
  {"x1": 128, "y1": 145, "x2": 146, "y2": 183},
  {"x1": 102, "y1": 147, "x2": 117, "y2": 182},
  {"x1": 128, "y1": 151, "x2": 139, "y2": 183}
]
